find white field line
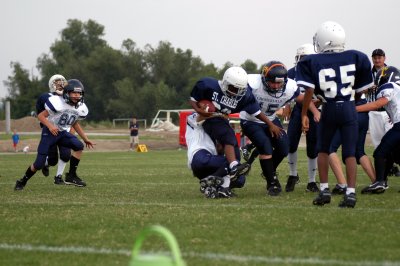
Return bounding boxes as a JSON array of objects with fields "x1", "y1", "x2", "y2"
[
  {"x1": 1, "y1": 199, "x2": 399, "y2": 213},
  {"x1": 0, "y1": 243, "x2": 399, "y2": 266}
]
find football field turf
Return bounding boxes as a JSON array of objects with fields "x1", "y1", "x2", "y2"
[{"x1": 1, "y1": 149, "x2": 399, "y2": 266}]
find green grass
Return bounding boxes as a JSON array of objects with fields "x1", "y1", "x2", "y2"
[{"x1": 0, "y1": 149, "x2": 399, "y2": 266}]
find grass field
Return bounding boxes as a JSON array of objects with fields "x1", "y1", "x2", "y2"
[{"x1": 1, "y1": 149, "x2": 400, "y2": 266}]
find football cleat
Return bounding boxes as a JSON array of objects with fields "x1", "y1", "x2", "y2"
[
  {"x1": 240, "y1": 146, "x2": 252, "y2": 162},
  {"x1": 204, "y1": 186, "x2": 218, "y2": 199},
  {"x1": 313, "y1": 188, "x2": 331, "y2": 206},
  {"x1": 41, "y1": 165, "x2": 49, "y2": 177},
  {"x1": 266, "y1": 179, "x2": 282, "y2": 196},
  {"x1": 306, "y1": 182, "x2": 319, "y2": 192},
  {"x1": 360, "y1": 181, "x2": 386, "y2": 194},
  {"x1": 331, "y1": 184, "x2": 347, "y2": 195},
  {"x1": 14, "y1": 178, "x2": 27, "y2": 191},
  {"x1": 217, "y1": 187, "x2": 235, "y2": 198},
  {"x1": 65, "y1": 173, "x2": 86, "y2": 187},
  {"x1": 54, "y1": 175, "x2": 65, "y2": 185},
  {"x1": 199, "y1": 175, "x2": 224, "y2": 190},
  {"x1": 338, "y1": 193, "x2": 357, "y2": 208},
  {"x1": 285, "y1": 175, "x2": 300, "y2": 192},
  {"x1": 229, "y1": 163, "x2": 250, "y2": 180}
]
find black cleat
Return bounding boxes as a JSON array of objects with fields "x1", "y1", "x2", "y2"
[
  {"x1": 65, "y1": 173, "x2": 86, "y2": 187},
  {"x1": 204, "y1": 186, "x2": 218, "y2": 199},
  {"x1": 266, "y1": 179, "x2": 282, "y2": 196},
  {"x1": 313, "y1": 188, "x2": 331, "y2": 206},
  {"x1": 306, "y1": 182, "x2": 319, "y2": 192},
  {"x1": 338, "y1": 193, "x2": 357, "y2": 208},
  {"x1": 42, "y1": 166, "x2": 49, "y2": 177},
  {"x1": 54, "y1": 175, "x2": 65, "y2": 185},
  {"x1": 331, "y1": 184, "x2": 347, "y2": 195},
  {"x1": 14, "y1": 179, "x2": 27, "y2": 191},
  {"x1": 285, "y1": 175, "x2": 300, "y2": 192},
  {"x1": 361, "y1": 181, "x2": 386, "y2": 194},
  {"x1": 217, "y1": 187, "x2": 235, "y2": 198},
  {"x1": 199, "y1": 175, "x2": 224, "y2": 191},
  {"x1": 229, "y1": 163, "x2": 250, "y2": 180}
]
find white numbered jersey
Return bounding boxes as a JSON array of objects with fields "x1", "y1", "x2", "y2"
[
  {"x1": 45, "y1": 95, "x2": 89, "y2": 131},
  {"x1": 185, "y1": 113, "x2": 217, "y2": 169},
  {"x1": 376, "y1": 82, "x2": 400, "y2": 124},
  {"x1": 240, "y1": 74, "x2": 300, "y2": 122}
]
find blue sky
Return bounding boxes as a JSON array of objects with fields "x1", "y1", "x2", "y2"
[{"x1": 1, "y1": 0, "x2": 400, "y2": 98}]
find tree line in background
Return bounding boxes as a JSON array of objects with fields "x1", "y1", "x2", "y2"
[{"x1": 1, "y1": 19, "x2": 259, "y2": 122}]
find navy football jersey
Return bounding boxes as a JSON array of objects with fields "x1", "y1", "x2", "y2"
[
  {"x1": 36, "y1": 92, "x2": 54, "y2": 128},
  {"x1": 296, "y1": 50, "x2": 373, "y2": 103},
  {"x1": 190, "y1": 77, "x2": 261, "y2": 116},
  {"x1": 287, "y1": 67, "x2": 296, "y2": 80}
]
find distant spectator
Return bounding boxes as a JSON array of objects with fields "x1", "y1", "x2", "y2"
[
  {"x1": 129, "y1": 117, "x2": 139, "y2": 151},
  {"x1": 12, "y1": 129, "x2": 20, "y2": 152}
]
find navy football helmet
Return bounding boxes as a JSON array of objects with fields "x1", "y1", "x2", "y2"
[
  {"x1": 261, "y1": 61, "x2": 288, "y2": 98},
  {"x1": 375, "y1": 66, "x2": 400, "y2": 87},
  {"x1": 63, "y1": 79, "x2": 84, "y2": 107}
]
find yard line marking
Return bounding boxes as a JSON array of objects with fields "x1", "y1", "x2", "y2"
[
  {"x1": 0, "y1": 243, "x2": 399, "y2": 266},
  {"x1": 1, "y1": 200, "x2": 399, "y2": 212}
]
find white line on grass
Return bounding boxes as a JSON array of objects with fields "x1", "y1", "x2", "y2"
[
  {"x1": 2, "y1": 200, "x2": 399, "y2": 212},
  {"x1": 0, "y1": 243, "x2": 399, "y2": 266}
]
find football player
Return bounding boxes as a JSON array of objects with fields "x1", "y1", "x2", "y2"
[
  {"x1": 240, "y1": 61, "x2": 319, "y2": 196},
  {"x1": 358, "y1": 67, "x2": 400, "y2": 193},
  {"x1": 14, "y1": 79, "x2": 95, "y2": 190},
  {"x1": 36, "y1": 74, "x2": 75, "y2": 185},
  {"x1": 367, "y1": 50, "x2": 400, "y2": 177},
  {"x1": 286, "y1": 44, "x2": 320, "y2": 193},
  {"x1": 297, "y1": 21, "x2": 374, "y2": 208},
  {"x1": 190, "y1": 66, "x2": 282, "y2": 180},
  {"x1": 185, "y1": 112, "x2": 245, "y2": 198}
]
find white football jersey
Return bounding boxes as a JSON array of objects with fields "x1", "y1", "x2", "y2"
[
  {"x1": 240, "y1": 74, "x2": 300, "y2": 122},
  {"x1": 185, "y1": 113, "x2": 217, "y2": 169},
  {"x1": 376, "y1": 82, "x2": 400, "y2": 124},
  {"x1": 45, "y1": 95, "x2": 89, "y2": 131}
]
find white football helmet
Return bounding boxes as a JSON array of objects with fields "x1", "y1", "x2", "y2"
[
  {"x1": 48, "y1": 74, "x2": 67, "y2": 95},
  {"x1": 221, "y1": 66, "x2": 248, "y2": 98},
  {"x1": 295, "y1": 43, "x2": 315, "y2": 63},
  {"x1": 313, "y1": 21, "x2": 345, "y2": 53}
]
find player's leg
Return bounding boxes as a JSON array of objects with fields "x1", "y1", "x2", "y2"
[
  {"x1": 286, "y1": 105, "x2": 302, "y2": 185},
  {"x1": 305, "y1": 116, "x2": 319, "y2": 192},
  {"x1": 58, "y1": 132, "x2": 86, "y2": 187},
  {"x1": 203, "y1": 117, "x2": 249, "y2": 177},
  {"x1": 15, "y1": 129, "x2": 54, "y2": 190},
  {"x1": 241, "y1": 120, "x2": 280, "y2": 196}
]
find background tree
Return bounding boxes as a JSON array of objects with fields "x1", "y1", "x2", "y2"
[{"x1": 1, "y1": 19, "x2": 259, "y2": 122}]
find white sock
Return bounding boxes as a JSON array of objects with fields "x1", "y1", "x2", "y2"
[
  {"x1": 320, "y1": 183, "x2": 329, "y2": 191},
  {"x1": 288, "y1": 152, "x2": 298, "y2": 176},
  {"x1": 229, "y1": 161, "x2": 238, "y2": 169},
  {"x1": 45, "y1": 157, "x2": 49, "y2": 167},
  {"x1": 56, "y1": 160, "x2": 67, "y2": 176},
  {"x1": 308, "y1": 157, "x2": 317, "y2": 183},
  {"x1": 346, "y1": 187, "x2": 355, "y2": 195},
  {"x1": 221, "y1": 176, "x2": 230, "y2": 188}
]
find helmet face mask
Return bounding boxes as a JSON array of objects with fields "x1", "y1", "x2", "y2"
[
  {"x1": 221, "y1": 66, "x2": 248, "y2": 99},
  {"x1": 48, "y1": 74, "x2": 67, "y2": 95},
  {"x1": 261, "y1": 61, "x2": 288, "y2": 98},
  {"x1": 63, "y1": 79, "x2": 85, "y2": 107},
  {"x1": 313, "y1": 21, "x2": 345, "y2": 53}
]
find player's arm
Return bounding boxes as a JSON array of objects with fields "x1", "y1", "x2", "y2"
[
  {"x1": 37, "y1": 110, "x2": 59, "y2": 136},
  {"x1": 356, "y1": 97, "x2": 388, "y2": 112},
  {"x1": 72, "y1": 122, "x2": 95, "y2": 149},
  {"x1": 189, "y1": 100, "x2": 214, "y2": 117},
  {"x1": 301, "y1": 88, "x2": 314, "y2": 133}
]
